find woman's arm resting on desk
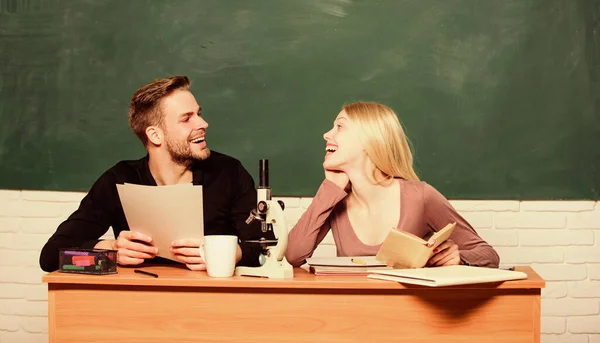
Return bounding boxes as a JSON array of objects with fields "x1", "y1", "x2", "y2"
[
  {"x1": 424, "y1": 183, "x2": 500, "y2": 268},
  {"x1": 286, "y1": 179, "x2": 347, "y2": 267}
]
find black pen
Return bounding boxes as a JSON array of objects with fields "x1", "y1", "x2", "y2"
[
  {"x1": 134, "y1": 269, "x2": 159, "y2": 278},
  {"x1": 500, "y1": 266, "x2": 515, "y2": 271}
]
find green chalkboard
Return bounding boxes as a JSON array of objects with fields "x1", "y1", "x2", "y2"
[{"x1": 0, "y1": 0, "x2": 599, "y2": 199}]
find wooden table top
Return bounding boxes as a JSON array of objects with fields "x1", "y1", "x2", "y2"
[{"x1": 42, "y1": 265, "x2": 545, "y2": 290}]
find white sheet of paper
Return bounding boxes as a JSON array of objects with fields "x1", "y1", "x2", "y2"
[
  {"x1": 367, "y1": 265, "x2": 528, "y2": 287},
  {"x1": 116, "y1": 183, "x2": 204, "y2": 262}
]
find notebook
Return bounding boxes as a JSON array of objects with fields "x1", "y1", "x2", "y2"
[
  {"x1": 306, "y1": 256, "x2": 389, "y2": 276},
  {"x1": 367, "y1": 265, "x2": 528, "y2": 287},
  {"x1": 307, "y1": 256, "x2": 386, "y2": 267},
  {"x1": 310, "y1": 265, "x2": 393, "y2": 276}
]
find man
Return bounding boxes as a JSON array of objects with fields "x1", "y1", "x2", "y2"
[{"x1": 39, "y1": 76, "x2": 268, "y2": 272}]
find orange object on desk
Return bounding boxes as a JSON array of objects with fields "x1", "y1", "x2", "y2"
[{"x1": 71, "y1": 255, "x2": 95, "y2": 267}]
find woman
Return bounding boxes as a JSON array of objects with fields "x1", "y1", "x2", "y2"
[{"x1": 285, "y1": 101, "x2": 499, "y2": 268}]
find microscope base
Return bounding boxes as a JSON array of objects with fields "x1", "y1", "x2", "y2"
[{"x1": 235, "y1": 257, "x2": 294, "y2": 279}]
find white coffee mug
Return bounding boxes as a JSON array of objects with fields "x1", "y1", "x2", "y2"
[{"x1": 199, "y1": 235, "x2": 238, "y2": 278}]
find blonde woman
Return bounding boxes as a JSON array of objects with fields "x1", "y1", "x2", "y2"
[{"x1": 285, "y1": 102, "x2": 499, "y2": 268}]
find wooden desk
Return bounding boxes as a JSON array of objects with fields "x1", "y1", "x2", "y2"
[{"x1": 43, "y1": 266, "x2": 544, "y2": 343}]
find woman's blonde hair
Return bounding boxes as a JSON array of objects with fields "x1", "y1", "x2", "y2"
[{"x1": 342, "y1": 101, "x2": 419, "y2": 184}]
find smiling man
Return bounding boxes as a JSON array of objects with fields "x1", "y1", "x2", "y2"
[{"x1": 39, "y1": 76, "x2": 267, "y2": 272}]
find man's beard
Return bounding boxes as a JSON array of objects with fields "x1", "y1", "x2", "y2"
[{"x1": 165, "y1": 137, "x2": 211, "y2": 166}]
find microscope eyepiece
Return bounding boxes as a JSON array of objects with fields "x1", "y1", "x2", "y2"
[{"x1": 259, "y1": 159, "x2": 269, "y2": 188}]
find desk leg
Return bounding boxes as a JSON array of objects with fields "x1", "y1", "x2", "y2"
[
  {"x1": 47, "y1": 285, "x2": 57, "y2": 343},
  {"x1": 533, "y1": 293, "x2": 541, "y2": 343}
]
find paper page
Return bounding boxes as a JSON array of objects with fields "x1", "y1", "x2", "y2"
[
  {"x1": 306, "y1": 256, "x2": 386, "y2": 267},
  {"x1": 367, "y1": 265, "x2": 528, "y2": 287},
  {"x1": 375, "y1": 230, "x2": 432, "y2": 269},
  {"x1": 116, "y1": 183, "x2": 204, "y2": 262},
  {"x1": 427, "y1": 222, "x2": 456, "y2": 248}
]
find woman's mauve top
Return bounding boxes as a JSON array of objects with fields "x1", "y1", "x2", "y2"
[{"x1": 286, "y1": 178, "x2": 500, "y2": 268}]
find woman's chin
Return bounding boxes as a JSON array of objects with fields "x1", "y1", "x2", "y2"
[{"x1": 323, "y1": 160, "x2": 343, "y2": 171}]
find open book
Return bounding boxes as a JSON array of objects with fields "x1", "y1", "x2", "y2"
[
  {"x1": 367, "y1": 265, "x2": 528, "y2": 287},
  {"x1": 375, "y1": 222, "x2": 456, "y2": 269}
]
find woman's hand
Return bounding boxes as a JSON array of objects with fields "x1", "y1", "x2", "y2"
[
  {"x1": 426, "y1": 239, "x2": 461, "y2": 267},
  {"x1": 325, "y1": 169, "x2": 350, "y2": 190}
]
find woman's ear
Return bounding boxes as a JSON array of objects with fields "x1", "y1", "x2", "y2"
[{"x1": 146, "y1": 126, "x2": 163, "y2": 146}]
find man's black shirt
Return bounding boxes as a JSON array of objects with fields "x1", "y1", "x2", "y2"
[{"x1": 39, "y1": 151, "x2": 270, "y2": 272}]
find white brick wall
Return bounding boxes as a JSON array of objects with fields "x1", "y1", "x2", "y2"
[{"x1": 1, "y1": 190, "x2": 599, "y2": 343}]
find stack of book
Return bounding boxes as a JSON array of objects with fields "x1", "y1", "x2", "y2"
[{"x1": 306, "y1": 256, "x2": 391, "y2": 276}]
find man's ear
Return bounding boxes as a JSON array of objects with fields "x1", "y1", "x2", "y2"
[{"x1": 146, "y1": 126, "x2": 163, "y2": 146}]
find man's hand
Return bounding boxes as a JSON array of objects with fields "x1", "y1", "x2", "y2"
[
  {"x1": 325, "y1": 169, "x2": 350, "y2": 190},
  {"x1": 171, "y1": 239, "x2": 206, "y2": 271},
  {"x1": 98, "y1": 231, "x2": 158, "y2": 266},
  {"x1": 426, "y1": 239, "x2": 461, "y2": 267}
]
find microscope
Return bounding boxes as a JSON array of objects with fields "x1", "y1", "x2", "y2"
[{"x1": 234, "y1": 159, "x2": 294, "y2": 279}]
